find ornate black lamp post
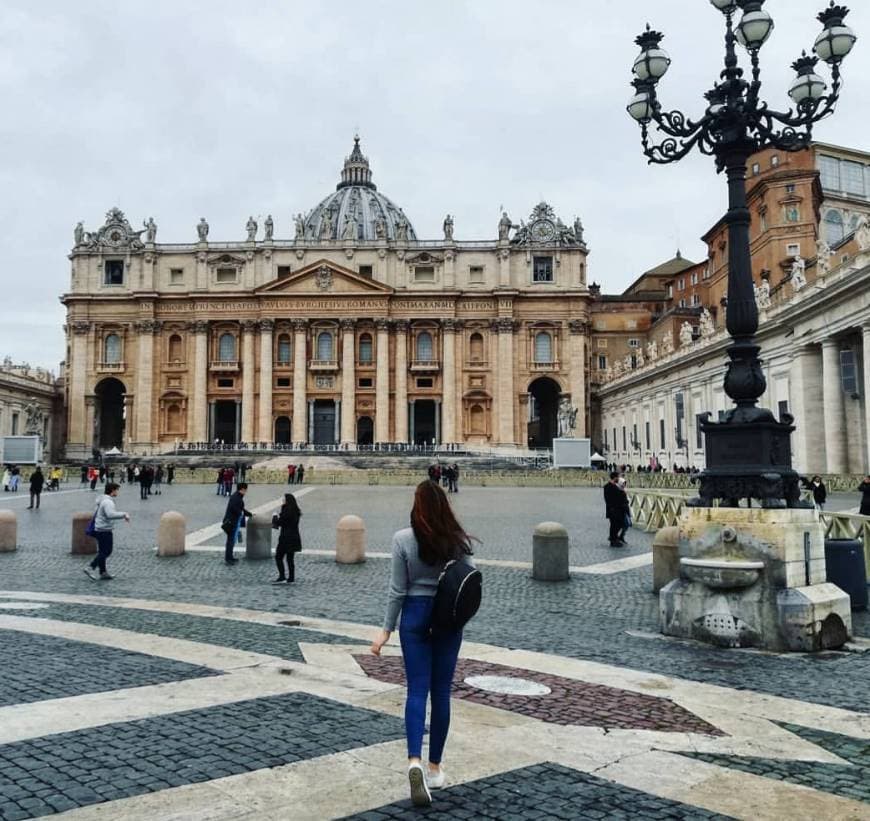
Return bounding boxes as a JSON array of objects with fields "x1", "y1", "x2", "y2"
[{"x1": 628, "y1": 1, "x2": 856, "y2": 508}]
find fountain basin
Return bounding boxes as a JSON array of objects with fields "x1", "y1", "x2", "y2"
[{"x1": 681, "y1": 557, "x2": 764, "y2": 589}]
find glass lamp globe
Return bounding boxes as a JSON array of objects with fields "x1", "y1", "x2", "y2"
[
  {"x1": 710, "y1": 0, "x2": 738, "y2": 12},
  {"x1": 633, "y1": 46, "x2": 671, "y2": 81},
  {"x1": 736, "y1": 8, "x2": 775, "y2": 50},
  {"x1": 788, "y1": 70, "x2": 827, "y2": 104},
  {"x1": 814, "y1": 23, "x2": 857, "y2": 62},
  {"x1": 627, "y1": 89, "x2": 653, "y2": 122}
]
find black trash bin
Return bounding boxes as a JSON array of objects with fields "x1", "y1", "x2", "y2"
[{"x1": 824, "y1": 538, "x2": 868, "y2": 611}]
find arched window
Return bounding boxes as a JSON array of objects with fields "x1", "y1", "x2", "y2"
[
  {"x1": 103, "y1": 334, "x2": 121, "y2": 364},
  {"x1": 825, "y1": 210, "x2": 845, "y2": 245},
  {"x1": 358, "y1": 333, "x2": 373, "y2": 363},
  {"x1": 416, "y1": 331, "x2": 433, "y2": 361},
  {"x1": 469, "y1": 333, "x2": 484, "y2": 362},
  {"x1": 218, "y1": 333, "x2": 236, "y2": 362},
  {"x1": 317, "y1": 331, "x2": 333, "y2": 361},
  {"x1": 166, "y1": 404, "x2": 182, "y2": 433},
  {"x1": 534, "y1": 332, "x2": 553, "y2": 364},
  {"x1": 470, "y1": 404, "x2": 485, "y2": 434},
  {"x1": 277, "y1": 334, "x2": 292, "y2": 365},
  {"x1": 168, "y1": 334, "x2": 183, "y2": 363}
]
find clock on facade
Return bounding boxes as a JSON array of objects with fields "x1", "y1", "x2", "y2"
[{"x1": 530, "y1": 219, "x2": 555, "y2": 243}]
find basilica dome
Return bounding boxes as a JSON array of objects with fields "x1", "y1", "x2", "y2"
[{"x1": 301, "y1": 137, "x2": 418, "y2": 242}]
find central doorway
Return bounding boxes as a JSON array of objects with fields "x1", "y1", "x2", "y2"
[
  {"x1": 274, "y1": 416, "x2": 291, "y2": 445},
  {"x1": 412, "y1": 400, "x2": 437, "y2": 445},
  {"x1": 312, "y1": 400, "x2": 336, "y2": 445},
  {"x1": 527, "y1": 377, "x2": 560, "y2": 448},
  {"x1": 94, "y1": 377, "x2": 126, "y2": 449},
  {"x1": 214, "y1": 400, "x2": 238, "y2": 444},
  {"x1": 357, "y1": 415, "x2": 373, "y2": 446}
]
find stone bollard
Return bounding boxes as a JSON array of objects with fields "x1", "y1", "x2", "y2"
[
  {"x1": 245, "y1": 517, "x2": 273, "y2": 560},
  {"x1": 652, "y1": 526, "x2": 680, "y2": 593},
  {"x1": 532, "y1": 522, "x2": 570, "y2": 581},
  {"x1": 71, "y1": 512, "x2": 97, "y2": 555},
  {"x1": 0, "y1": 510, "x2": 17, "y2": 553},
  {"x1": 336, "y1": 515, "x2": 366, "y2": 564},
  {"x1": 157, "y1": 511, "x2": 186, "y2": 557}
]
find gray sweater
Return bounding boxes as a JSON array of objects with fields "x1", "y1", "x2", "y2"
[
  {"x1": 94, "y1": 495, "x2": 127, "y2": 531},
  {"x1": 383, "y1": 527, "x2": 474, "y2": 631}
]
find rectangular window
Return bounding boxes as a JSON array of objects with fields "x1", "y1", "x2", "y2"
[
  {"x1": 613, "y1": 428, "x2": 617, "y2": 452},
  {"x1": 785, "y1": 183, "x2": 796, "y2": 193},
  {"x1": 358, "y1": 265, "x2": 373, "y2": 278},
  {"x1": 414, "y1": 266, "x2": 435, "y2": 283},
  {"x1": 678, "y1": 298, "x2": 686, "y2": 308},
  {"x1": 819, "y1": 155, "x2": 840, "y2": 190},
  {"x1": 358, "y1": 377, "x2": 373, "y2": 388},
  {"x1": 277, "y1": 265, "x2": 292, "y2": 278},
  {"x1": 169, "y1": 268, "x2": 184, "y2": 285},
  {"x1": 532, "y1": 256, "x2": 554, "y2": 283},
  {"x1": 469, "y1": 265, "x2": 484, "y2": 282},
  {"x1": 751, "y1": 162, "x2": 761, "y2": 175},
  {"x1": 841, "y1": 349, "x2": 857, "y2": 394},
  {"x1": 630, "y1": 354, "x2": 637, "y2": 369},
  {"x1": 276, "y1": 377, "x2": 291, "y2": 388},
  {"x1": 598, "y1": 354, "x2": 607, "y2": 370},
  {"x1": 659, "y1": 419, "x2": 665, "y2": 450},
  {"x1": 667, "y1": 285, "x2": 673, "y2": 298},
  {"x1": 695, "y1": 413, "x2": 705, "y2": 450},
  {"x1": 604, "y1": 429, "x2": 608, "y2": 449},
  {"x1": 675, "y1": 393, "x2": 685, "y2": 442},
  {"x1": 216, "y1": 267, "x2": 236, "y2": 283},
  {"x1": 770, "y1": 155, "x2": 780, "y2": 167},
  {"x1": 692, "y1": 294, "x2": 701, "y2": 306},
  {"x1": 645, "y1": 420, "x2": 651, "y2": 451},
  {"x1": 416, "y1": 377, "x2": 434, "y2": 388},
  {"x1": 777, "y1": 399, "x2": 789, "y2": 419},
  {"x1": 628, "y1": 338, "x2": 639, "y2": 348},
  {"x1": 217, "y1": 378, "x2": 234, "y2": 388},
  {"x1": 690, "y1": 272, "x2": 698, "y2": 286},
  {"x1": 11, "y1": 413, "x2": 19, "y2": 435},
  {"x1": 842, "y1": 161, "x2": 865, "y2": 196},
  {"x1": 786, "y1": 243, "x2": 800, "y2": 257},
  {"x1": 677, "y1": 278, "x2": 685, "y2": 291},
  {"x1": 632, "y1": 424, "x2": 638, "y2": 450},
  {"x1": 622, "y1": 426, "x2": 626, "y2": 450},
  {"x1": 104, "y1": 260, "x2": 124, "y2": 285}
]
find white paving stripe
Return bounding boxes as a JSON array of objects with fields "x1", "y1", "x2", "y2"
[
  {"x1": 184, "y1": 485, "x2": 317, "y2": 548},
  {"x1": 575, "y1": 551, "x2": 654, "y2": 574},
  {"x1": 0, "y1": 487, "x2": 92, "y2": 503}
]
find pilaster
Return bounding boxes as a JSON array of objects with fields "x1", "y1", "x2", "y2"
[
  {"x1": 375, "y1": 319, "x2": 391, "y2": 443},
  {"x1": 340, "y1": 319, "x2": 356, "y2": 445},
  {"x1": 394, "y1": 320, "x2": 409, "y2": 443},
  {"x1": 258, "y1": 319, "x2": 274, "y2": 442},
  {"x1": 240, "y1": 319, "x2": 257, "y2": 442},
  {"x1": 292, "y1": 319, "x2": 308, "y2": 442}
]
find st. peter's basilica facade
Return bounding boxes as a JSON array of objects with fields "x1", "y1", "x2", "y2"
[{"x1": 62, "y1": 137, "x2": 591, "y2": 458}]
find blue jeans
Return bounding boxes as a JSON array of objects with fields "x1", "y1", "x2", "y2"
[
  {"x1": 90, "y1": 530, "x2": 113, "y2": 574},
  {"x1": 399, "y1": 596, "x2": 463, "y2": 763}
]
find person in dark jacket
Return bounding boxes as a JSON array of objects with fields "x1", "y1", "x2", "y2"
[
  {"x1": 28, "y1": 467, "x2": 45, "y2": 509},
  {"x1": 801, "y1": 475, "x2": 827, "y2": 510},
  {"x1": 273, "y1": 493, "x2": 302, "y2": 584},
  {"x1": 859, "y1": 476, "x2": 870, "y2": 516},
  {"x1": 222, "y1": 482, "x2": 253, "y2": 565},
  {"x1": 603, "y1": 472, "x2": 629, "y2": 547}
]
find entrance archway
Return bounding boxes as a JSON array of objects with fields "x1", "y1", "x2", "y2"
[
  {"x1": 412, "y1": 400, "x2": 437, "y2": 445},
  {"x1": 312, "y1": 400, "x2": 336, "y2": 445},
  {"x1": 214, "y1": 401, "x2": 238, "y2": 444},
  {"x1": 274, "y1": 416, "x2": 291, "y2": 444},
  {"x1": 357, "y1": 415, "x2": 373, "y2": 446},
  {"x1": 527, "y1": 377, "x2": 560, "y2": 448},
  {"x1": 94, "y1": 377, "x2": 126, "y2": 449}
]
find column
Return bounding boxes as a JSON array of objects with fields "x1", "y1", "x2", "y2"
[
  {"x1": 340, "y1": 319, "x2": 356, "y2": 445},
  {"x1": 208, "y1": 401, "x2": 216, "y2": 442},
  {"x1": 434, "y1": 399, "x2": 442, "y2": 444},
  {"x1": 821, "y1": 338, "x2": 847, "y2": 473},
  {"x1": 441, "y1": 320, "x2": 458, "y2": 444},
  {"x1": 258, "y1": 319, "x2": 274, "y2": 443},
  {"x1": 394, "y1": 321, "x2": 409, "y2": 443},
  {"x1": 494, "y1": 318, "x2": 516, "y2": 445},
  {"x1": 375, "y1": 319, "x2": 391, "y2": 443},
  {"x1": 234, "y1": 398, "x2": 242, "y2": 443},
  {"x1": 241, "y1": 320, "x2": 256, "y2": 443},
  {"x1": 307, "y1": 398, "x2": 315, "y2": 443},
  {"x1": 85, "y1": 396, "x2": 96, "y2": 452},
  {"x1": 863, "y1": 325, "x2": 870, "y2": 474},
  {"x1": 134, "y1": 320, "x2": 158, "y2": 446},
  {"x1": 291, "y1": 320, "x2": 308, "y2": 442},
  {"x1": 334, "y1": 398, "x2": 341, "y2": 444},
  {"x1": 409, "y1": 399, "x2": 416, "y2": 444},
  {"x1": 567, "y1": 319, "x2": 587, "y2": 438},
  {"x1": 67, "y1": 321, "x2": 90, "y2": 447},
  {"x1": 190, "y1": 321, "x2": 209, "y2": 442},
  {"x1": 123, "y1": 395, "x2": 134, "y2": 449}
]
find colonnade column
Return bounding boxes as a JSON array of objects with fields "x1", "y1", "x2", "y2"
[
  {"x1": 134, "y1": 320, "x2": 159, "y2": 447},
  {"x1": 375, "y1": 319, "x2": 391, "y2": 443},
  {"x1": 190, "y1": 321, "x2": 209, "y2": 442},
  {"x1": 291, "y1": 320, "x2": 308, "y2": 443},
  {"x1": 394, "y1": 321, "x2": 409, "y2": 443},
  {"x1": 821, "y1": 338, "x2": 847, "y2": 474},
  {"x1": 340, "y1": 319, "x2": 356, "y2": 445},
  {"x1": 240, "y1": 320, "x2": 256, "y2": 443},
  {"x1": 409, "y1": 399, "x2": 416, "y2": 445},
  {"x1": 567, "y1": 319, "x2": 587, "y2": 438},
  {"x1": 863, "y1": 324, "x2": 870, "y2": 473},
  {"x1": 307, "y1": 399, "x2": 315, "y2": 443},
  {"x1": 257, "y1": 319, "x2": 274, "y2": 443},
  {"x1": 67, "y1": 321, "x2": 91, "y2": 447},
  {"x1": 441, "y1": 319, "x2": 458, "y2": 444},
  {"x1": 494, "y1": 318, "x2": 516, "y2": 445},
  {"x1": 788, "y1": 344, "x2": 815, "y2": 474}
]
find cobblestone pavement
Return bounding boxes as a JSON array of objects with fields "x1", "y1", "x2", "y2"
[{"x1": 1, "y1": 483, "x2": 869, "y2": 819}]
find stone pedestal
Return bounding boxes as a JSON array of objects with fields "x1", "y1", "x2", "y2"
[
  {"x1": 71, "y1": 512, "x2": 96, "y2": 555},
  {"x1": 652, "y1": 526, "x2": 680, "y2": 592},
  {"x1": 0, "y1": 510, "x2": 17, "y2": 552},
  {"x1": 552, "y1": 438, "x2": 591, "y2": 469},
  {"x1": 660, "y1": 507, "x2": 852, "y2": 652},
  {"x1": 532, "y1": 522, "x2": 569, "y2": 581},
  {"x1": 157, "y1": 511, "x2": 186, "y2": 557},
  {"x1": 336, "y1": 515, "x2": 366, "y2": 564},
  {"x1": 245, "y1": 518, "x2": 273, "y2": 560}
]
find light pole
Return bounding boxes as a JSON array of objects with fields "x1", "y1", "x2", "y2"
[{"x1": 627, "y1": 1, "x2": 856, "y2": 507}]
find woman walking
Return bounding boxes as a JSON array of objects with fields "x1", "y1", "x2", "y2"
[
  {"x1": 370, "y1": 481, "x2": 476, "y2": 807},
  {"x1": 858, "y1": 476, "x2": 870, "y2": 516},
  {"x1": 273, "y1": 493, "x2": 302, "y2": 584},
  {"x1": 83, "y1": 483, "x2": 130, "y2": 580}
]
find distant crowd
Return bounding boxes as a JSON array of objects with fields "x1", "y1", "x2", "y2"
[{"x1": 427, "y1": 462, "x2": 460, "y2": 494}]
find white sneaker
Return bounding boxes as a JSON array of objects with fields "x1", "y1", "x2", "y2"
[
  {"x1": 427, "y1": 767, "x2": 446, "y2": 790},
  {"x1": 408, "y1": 763, "x2": 432, "y2": 807}
]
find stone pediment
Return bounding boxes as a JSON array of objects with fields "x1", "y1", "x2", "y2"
[{"x1": 256, "y1": 260, "x2": 393, "y2": 295}]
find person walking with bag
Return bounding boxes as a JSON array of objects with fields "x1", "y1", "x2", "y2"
[
  {"x1": 370, "y1": 480, "x2": 479, "y2": 807},
  {"x1": 27, "y1": 466, "x2": 45, "y2": 509},
  {"x1": 272, "y1": 493, "x2": 302, "y2": 584},
  {"x1": 222, "y1": 482, "x2": 252, "y2": 565},
  {"x1": 604, "y1": 472, "x2": 630, "y2": 547},
  {"x1": 83, "y1": 482, "x2": 129, "y2": 580}
]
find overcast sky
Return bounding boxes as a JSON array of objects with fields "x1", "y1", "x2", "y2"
[{"x1": 1, "y1": 0, "x2": 867, "y2": 371}]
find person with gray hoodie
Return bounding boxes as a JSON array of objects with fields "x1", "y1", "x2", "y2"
[{"x1": 83, "y1": 483, "x2": 130, "y2": 580}]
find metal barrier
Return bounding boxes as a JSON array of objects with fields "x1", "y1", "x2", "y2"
[{"x1": 820, "y1": 511, "x2": 870, "y2": 574}]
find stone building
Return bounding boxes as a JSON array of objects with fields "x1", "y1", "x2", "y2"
[
  {"x1": 61, "y1": 138, "x2": 592, "y2": 458},
  {"x1": 0, "y1": 359, "x2": 63, "y2": 463}
]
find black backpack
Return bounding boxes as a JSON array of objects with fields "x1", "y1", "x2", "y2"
[{"x1": 430, "y1": 559, "x2": 482, "y2": 637}]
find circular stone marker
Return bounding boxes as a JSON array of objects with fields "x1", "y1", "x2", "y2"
[
  {"x1": 463, "y1": 674, "x2": 552, "y2": 696},
  {"x1": 0, "y1": 602, "x2": 50, "y2": 610}
]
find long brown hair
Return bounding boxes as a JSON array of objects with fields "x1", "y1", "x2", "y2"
[{"x1": 411, "y1": 480, "x2": 474, "y2": 565}]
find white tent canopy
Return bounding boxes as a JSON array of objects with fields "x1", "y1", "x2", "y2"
[
  {"x1": 104, "y1": 446, "x2": 123, "y2": 455},
  {"x1": 590, "y1": 452, "x2": 606, "y2": 462}
]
